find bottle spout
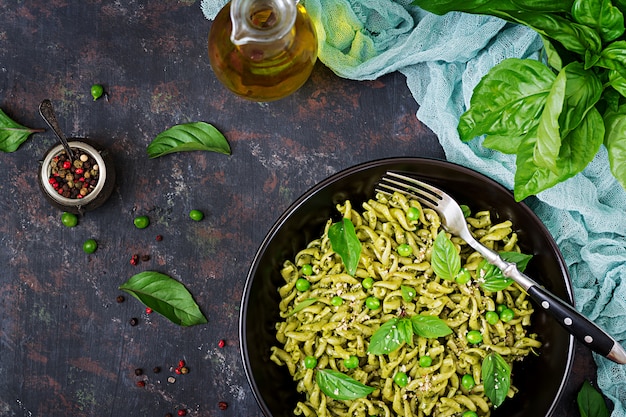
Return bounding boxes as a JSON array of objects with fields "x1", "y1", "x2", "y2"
[{"x1": 230, "y1": 0, "x2": 297, "y2": 45}]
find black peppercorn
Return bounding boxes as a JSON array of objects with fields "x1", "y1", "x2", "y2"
[
  {"x1": 153, "y1": 366, "x2": 161, "y2": 373},
  {"x1": 116, "y1": 295, "x2": 125, "y2": 303},
  {"x1": 129, "y1": 317, "x2": 138, "y2": 326},
  {"x1": 134, "y1": 368, "x2": 143, "y2": 376}
]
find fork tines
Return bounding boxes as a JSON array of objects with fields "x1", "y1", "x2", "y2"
[{"x1": 375, "y1": 171, "x2": 442, "y2": 208}]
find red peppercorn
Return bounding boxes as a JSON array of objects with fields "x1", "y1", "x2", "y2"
[
  {"x1": 178, "y1": 360, "x2": 185, "y2": 367},
  {"x1": 218, "y1": 401, "x2": 228, "y2": 410},
  {"x1": 136, "y1": 380, "x2": 146, "y2": 388},
  {"x1": 175, "y1": 368, "x2": 182, "y2": 375},
  {"x1": 177, "y1": 409, "x2": 187, "y2": 416},
  {"x1": 75, "y1": 168, "x2": 84, "y2": 174},
  {"x1": 130, "y1": 254, "x2": 139, "y2": 265},
  {"x1": 145, "y1": 307, "x2": 152, "y2": 314},
  {"x1": 218, "y1": 339, "x2": 226, "y2": 348},
  {"x1": 63, "y1": 161, "x2": 71, "y2": 169},
  {"x1": 156, "y1": 234, "x2": 163, "y2": 242}
]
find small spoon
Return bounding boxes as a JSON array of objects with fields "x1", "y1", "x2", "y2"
[{"x1": 39, "y1": 99, "x2": 75, "y2": 162}]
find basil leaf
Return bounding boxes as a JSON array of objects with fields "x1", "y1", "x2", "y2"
[
  {"x1": 431, "y1": 231, "x2": 461, "y2": 281},
  {"x1": 577, "y1": 380, "x2": 610, "y2": 417},
  {"x1": 119, "y1": 271, "x2": 208, "y2": 326},
  {"x1": 478, "y1": 252, "x2": 532, "y2": 292},
  {"x1": 0, "y1": 108, "x2": 44, "y2": 152},
  {"x1": 286, "y1": 297, "x2": 318, "y2": 317},
  {"x1": 482, "y1": 352, "x2": 511, "y2": 408},
  {"x1": 401, "y1": 285, "x2": 416, "y2": 302},
  {"x1": 604, "y1": 104, "x2": 626, "y2": 191},
  {"x1": 411, "y1": 314, "x2": 453, "y2": 338},
  {"x1": 398, "y1": 317, "x2": 414, "y2": 347},
  {"x1": 608, "y1": 70, "x2": 626, "y2": 97},
  {"x1": 147, "y1": 122, "x2": 231, "y2": 158},
  {"x1": 572, "y1": 0, "x2": 624, "y2": 43},
  {"x1": 534, "y1": 66, "x2": 567, "y2": 173},
  {"x1": 315, "y1": 369, "x2": 375, "y2": 401},
  {"x1": 368, "y1": 318, "x2": 403, "y2": 355},
  {"x1": 411, "y1": 0, "x2": 574, "y2": 16},
  {"x1": 459, "y1": 59, "x2": 554, "y2": 143},
  {"x1": 329, "y1": 218, "x2": 361, "y2": 276},
  {"x1": 596, "y1": 41, "x2": 626, "y2": 80}
]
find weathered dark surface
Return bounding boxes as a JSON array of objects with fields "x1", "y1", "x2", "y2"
[{"x1": 0, "y1": 1, "x2": 598, "y2": 416}]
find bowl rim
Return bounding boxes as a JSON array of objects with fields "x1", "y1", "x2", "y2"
[{"x1": 240, "y1": 156, "x2": 575, "y2": 417}]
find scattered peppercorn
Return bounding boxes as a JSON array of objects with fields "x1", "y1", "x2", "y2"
[
  {"x1": 130, "y1": 254, "x2": 139, "y2": 265},
  {"x1": 141, "y1": 254, "x2": 151, "y2": 262},
  {"x1": 134, "y1": 368, "x2": 143, "y2": 376},
  {"x1": 218, "y1": 339, "x2": 226, "y2": 348},
  {"x1": 145, "y1": 307, "x2": 152, "y2": 314},
  {"x1": 129, "y1": 317, "x2": 138, "y2": 326},
  {"x1": 156, "y1": 234, "x2": 163, "y2": 242},
  {"x1": 153, "y1": 366, "x2": 161, "y2": 373},
  {"x1": 136, "y1": 380, "x2": 146, "y2": 388},
  {"x1": 116, "y1": 295, "x2": 125, "y2": 303},
  {"x1": 180, "y1": 366, "x2": 189, "y2": 374},
  {"x1": 178, "y1": 360, "x2": 186, "y2": 368},
  {"x1": 167, "y1": 376, "x2": 176, "y2": 384},
  {"x1": 165, "y1": 414, "x2": 173, "y2": 417},
  {"x1": 218, "y1": 401, "x2": 228, "y2": 410},
  {"x1": 177, "y1": 409, "x2": 187, "y2": 416}
]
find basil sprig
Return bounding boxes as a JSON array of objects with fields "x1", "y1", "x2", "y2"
[
  {"x1": 119, "y1": 271, "x2": 208, "y2": 326},
  {"x1": 431, "y1": 231, "x2": 461, "y2": 281},
  {"x1": 577, "y1": 380, "x2": 610, "y2": 417},
  {"x1": 147, "y1": 122, "x2": 231, "y2": 158},
  {"x1": 315, "y1": 369, "x2": 375, "y2": 401},
  {"x1": 368, "y1": 315, "x2": 452, "y2": 355},
  {"x1": 412, "y1": 0, "x2": 626, "y2": 200},
  {"x1": 478, "y1": 252, "x2": 533, "y2": 292},
  {"x1": 0, "y1": 108, "x2": 43, "y2": 152},
  {"x1": 328, "y1": 218, "x2": 361, "y2": 276},
  {"x1": 482, "y1": 352, "x2": 511, "y2": 408}
]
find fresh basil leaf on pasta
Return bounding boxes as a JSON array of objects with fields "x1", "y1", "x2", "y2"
[
  {"x1": 401, "y1": 285, "x2": 416, "y2": 302},
  {"x1": 286, "y1": 298, "x2": 318, "y2": 317},
  {"x1": 316, "y1": 369, "x2": 375, "y2": 400},
  {"x1": 411, "y1": 314, "x2": 453, "y2": 338},
  {"x1": 398, "y1": 317, "x2": 414, "y2": 347},
  {"x1": 431, "y1": 231, "x2": 461, "y2": 281},
  {"x1": 368, "y1": 318, "x2": 402, "y2": 354},
  {"x1": 329, "y1": 218, "x2": 361, "y2": 276},
  {"x1": 483, "y1": 352, "x2": 511, "y2": 408},
  {"x1": 479, "y1": 252, "x2": 533, "y2": 292}
]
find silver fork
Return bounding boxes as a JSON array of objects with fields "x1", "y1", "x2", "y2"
[{"x1": 376, "y1": 171, "x2": 626, "y2": 365}]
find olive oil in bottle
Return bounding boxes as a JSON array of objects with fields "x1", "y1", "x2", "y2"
[{"x1": 208, "y1": 0, "x2": 317, "y2": 102}]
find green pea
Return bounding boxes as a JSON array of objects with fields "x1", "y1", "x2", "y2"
[
  {"x1": 485, "y1": 311, "x2": 500, "y2": 325},
  {"x1": 418, "y1": 355, "x2": 432, "y2": 367},
  {"x1": 365, "y1": 296, "x2": 381, "y2": 310},
  {"x1": 82, "y1": 239, "x2": 98, "y2": 254},
  {"x1": 90, "y1": 84, "x2": 104, "y2": 101},
  {"x1": 133, "y1": 215, "x2": 150, "y2": 229},
  {"x1": 301, "y1": 264, "x2": 313, "y2": 276},
  {"x1": 406, "y1": 207, "x2": 420, "y2": 222},
  {"x1": 466, "y1": 330, "x2": 483, "y2": 344},
  {"x1": 61, "y1": 212, "x2": 78, "y2": 227},
  {"x1": 455, "y1": 268, "x2": 471, "y2": 285},
  {"x1": 331, "y1": 296, "x2": 344, "y2": 306},
  {"x1": 343, "y1": 355, "x2": 359, "y2": 369},
  {"x1": 393, "y1": 371, "x2": 408, "y2": 387},
  {"x1": 362, "y1": 277, "x2": 374, "y2": 290},
  {"x1": 397, "y1": 243, "x2": 412, "y2": 257},
  {"x1": 461, "y1": 374, "x2": 475, "y2": 390},
  {"x1": 189, "y1": 209, "x2": 204, "y2": 221},
  {"x1": 462, "y1": 411, "x2": 478, "y2": 417},
  {"x1": 496, "y1": 304, "x2": 508, "y2": 314},
  {"x1": 500, "y1": 308, "x2": 515, "y2": 322},
  {"x1": 295, "y1": 278, "x2": 310, "y2": 292},
  {"x1": 303, "y1": 356, "x2": 317, "y2": 369}
]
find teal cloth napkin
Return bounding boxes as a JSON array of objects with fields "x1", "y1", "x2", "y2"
[{"x1": 201, "y1": 0, "x2": 626, "y2": 414}]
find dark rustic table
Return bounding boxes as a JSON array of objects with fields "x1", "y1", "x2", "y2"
[{"x1": 0, "y1": 2, "x2": 599, "y2": 416}]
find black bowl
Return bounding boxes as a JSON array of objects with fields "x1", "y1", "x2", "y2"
[{"x1": 240, "y1": 157, "x2": 575, "y2": 417}]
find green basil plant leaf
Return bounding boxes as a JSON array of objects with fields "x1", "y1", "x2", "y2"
[
  {"x1": 608, "y1": 70, "x2": 626, "y2": 98},
  {"x1": 147, "y1": 122, "x2": 231, "y2": 158},
  {"x1": 286, "y1": 297, "x2": 318, "y2": 317},
  {"x1": 411, "y1": 314, "x2": 453, "y2": 338},
  {"x1": 534, "y1": 66, "x2": 567, "y2": 173},
  {"x1": 0, "y1": 108, "x2": 44, "y2": 153},
  {"x1": 316, "y1": 369, "x2": 375, "y2": 401},
  {"x1": 478, "y1": 252, "x2": 533, "y2": 292},
  {"x1": 603, "y1": 104, "x2": 626, "y2": 191},
  {"x1": 482, "y1": 352, "x2": 511, "y2": 408},
  {"x1": 577, "y1": 380, "x2": 610, "y2": 417},
  {"x1": 368, "y1": 318, "x2": 410, "y2": 355},
  {"x1": 329, "y1": 218, "x2": 361, "y2": 276},
  {"x1": 572, "y1": 0, "x2": 625, "y2": 43},
  {"x1": 431, "y1": 231, "x2": 461, "y2": 281},
  {"x1": 119, "y1": 271, "x2": 208, "y2": 326},
  {"x1": 596, "y1": 41, "x2": 626, "y2": 80}
]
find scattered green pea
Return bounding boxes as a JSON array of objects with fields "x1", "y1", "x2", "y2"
[
  {"x1": 500, "y1": 308, "x2": 515, "y2": 322},
  {"x1": 331, "y1": 296, "x2": 344, "y2": 306},
  {"x1": 466, "y1": 330, "x2": 483, "y2": 345},
  {"x1": 397, "y1": 243, "x2": 412, "y2": 257},
  {"x1": 406, "y1": 206, "x2": 420, "y2": 222},
  {"x1": 365, "y1": 296, "x2": 381, "y2": 310},
  {"x1": 189, "y1": 209, "x2": 204, "y2": 221},
  {"x1": 393, "y1": 371, "x2": 408, "y2": 387},
  {"x1": 303, "y1": 355, "x2": 317, "y2": 369},
  {"x1": 485, "y1": 311, "x2": 500, "y2": 325},
  {"x1": 418, "y1": 355, "x2": 432, "y2": 367},
  {"x1": 90, "y1": 84, "x2": 104, "y2": 101},
  {"x1": 462, "y1": 411, "x2": 478, "y2": 417},
  {"x1": 61, "y1": 212, "x2": 78, "y2": 227},
  {"x1": 455, "y1": 267, "x2": 471, "y2": 285},
  {"x1": 295, "y1": 278, "x2": 310, "y2": 292},
  {"x1": 343, "y1": 355, "x2": 359, "y2": 369},
  {"x1": 362, "y1": 277, "x2": 375, "y2": 290},
  {"x1": 496, "y1": 304, "x2": 508, "y2": 314},
  {"x1": 133, "y1": 215, "x2": 150, "y2": 229},
  {"x1": 301, "y1": 264, "x2": 313, "y2": 276},
  {"x1": 461, "y1": 374, "x2": 475, "y2": 390},
  {"x1": 82, "y1": 239, "x2": 98, "y2": 254}
]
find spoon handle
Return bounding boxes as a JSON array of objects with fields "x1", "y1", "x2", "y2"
[{"x1": 39, "y1": 99, "x2": 75, "y2": 161}]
